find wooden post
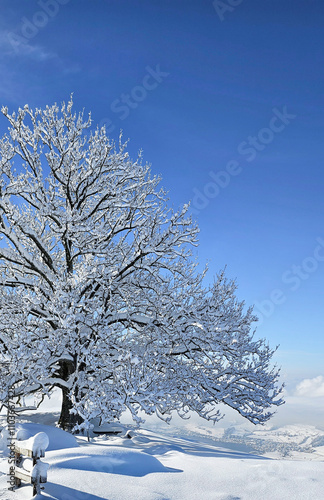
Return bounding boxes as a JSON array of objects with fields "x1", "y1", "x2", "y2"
[
  {"x1": 14, "y1": 451, "x2": 22, "y2": 488},
  {"x1": 14, "y1": 435, "x2": 48, "y2": 496},
  {"x1": 32, "y1": 454, "x2": 38, "y2": 497}
]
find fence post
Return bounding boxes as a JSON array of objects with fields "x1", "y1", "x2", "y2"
[{"x1": 14, "y1": 431, "x2": 49, "y2": 496}]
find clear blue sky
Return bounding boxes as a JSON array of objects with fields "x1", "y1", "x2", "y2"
[{"x1": 0, "y1": 0, "x2": 323, "y2": 384}]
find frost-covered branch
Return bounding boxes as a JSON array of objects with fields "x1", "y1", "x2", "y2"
[{"x1": 0, "y1": 98, "x2": 284, "y2": 431}]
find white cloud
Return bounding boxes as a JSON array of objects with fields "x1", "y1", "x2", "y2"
[
  {"x1": 15, "y1": 43, "x2": 56, "y2": 62},
  {"x1": 0, "y1": 29, "x2": 50, "y2": 61},
  {"x1": 295, "y1": 375, "x2": 324, "y2": 398}
]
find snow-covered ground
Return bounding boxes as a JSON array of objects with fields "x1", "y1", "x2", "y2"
[{"x1": 0, "y1": 404, "x2": 324, "y2": 500}]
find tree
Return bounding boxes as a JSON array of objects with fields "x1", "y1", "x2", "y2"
[{"x1": 0, "y1": 98, "x2": 283, "y2": 432}]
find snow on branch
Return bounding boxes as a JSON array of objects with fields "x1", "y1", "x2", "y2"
[{"x1": 0, "y1": 98, "x2": 284, "y2": 431}]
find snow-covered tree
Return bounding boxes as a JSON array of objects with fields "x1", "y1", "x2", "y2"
[{"x1": 0, "y1": 98, "x2": 283, "y2": 431}]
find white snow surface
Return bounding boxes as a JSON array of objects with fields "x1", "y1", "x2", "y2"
[
  {"x1": 0, "y1": 418, "x2": 323, "y2": 500},
  {"x1": 16, "y1": 424, "x2": 78, "y2": 452}
]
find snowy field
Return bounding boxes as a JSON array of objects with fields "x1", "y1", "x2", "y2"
[{"x1": 0, "y1": 401, "x2": 324, "y2": 500}]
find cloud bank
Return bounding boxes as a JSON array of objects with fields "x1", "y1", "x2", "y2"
[{"x1": 295, "y1": 375, "x2": 324, "y2": 398}]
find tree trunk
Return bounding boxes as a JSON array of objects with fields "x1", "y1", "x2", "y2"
[
  {"x1": 57, "y1": 359, "x2": 84, "y2": 432},
  {"x1": 58, "y1": 387, "x2": 83, "y2": 432}
]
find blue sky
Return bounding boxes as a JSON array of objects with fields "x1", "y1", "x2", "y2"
[{"x1": 0, "y1": 0, "x2": 323, "y2": 387}]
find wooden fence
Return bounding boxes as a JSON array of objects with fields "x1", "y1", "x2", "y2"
[{"x1": 14, "y1": 432, "x2": 49, "y2": 496}]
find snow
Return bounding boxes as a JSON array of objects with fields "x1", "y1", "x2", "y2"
[
  {"x1": 17, "y1": 458, "x2": 33, "y2": 474},
  {"x1": 15, "y1": 424, "x2": 78, "y2": 452},
  {"x1": 15, "y1": 459, "x2": 49, "y2": 482},
  {"x1": 0, "y1": 99, "x2": 284, "y2": 431},
  {"x1": 0, "y1": 416, "x2": 323, "y2": 500},
  {"x1": 16, "y1": 433, "x2": 49, "y2": 457},
  {"x1": 30, "y1": 460, "x2": 49, "y2": 481}
]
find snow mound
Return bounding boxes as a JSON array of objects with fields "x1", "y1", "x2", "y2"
[
  {"x1": 50, "y1": 445, "x2": 180, "y2": 477},
  {"x1": 16, "y1": 428, "x2": 33, "y2": 441},
  {"x1": 15, "y1": 423, "x2": 78, "y2": 451},
  {"x1": 0, "y1": 428, "x2": 10, "y2": 454}
]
